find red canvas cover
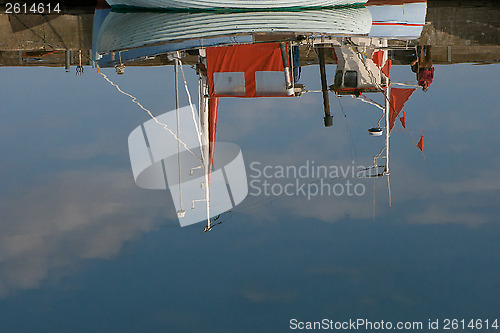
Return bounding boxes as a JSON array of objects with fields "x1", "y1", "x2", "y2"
[{"x1": 207, "y1": 43, "x2": 290, "y2": 98}]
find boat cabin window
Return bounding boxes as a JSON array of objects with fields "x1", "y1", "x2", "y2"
[
  {"x1": 255, "y1": 71, "x2": 288, "y2": 96},
  {"x1": 213, "y1": 72, "x2": 246, "y2": 96},
  {"x1": 344, "y1": 71, "x2": 358, "y2": 88}
]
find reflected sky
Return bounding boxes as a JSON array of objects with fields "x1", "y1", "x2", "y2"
[{"x1": 1, "y1": 3, "x2": 500, "y2": 332}]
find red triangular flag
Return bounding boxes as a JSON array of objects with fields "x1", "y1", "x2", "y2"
[
  {"x1": 389, "y1": 88, "x2": 415, "y2": 131},
  {"x1": 399, "y1": 111, "x2": 407, "y2": 129},
  {"x1": 382, "y1": 59, "x2": 392, "y2": 78},
  {"x1": 416, "y1": 135, "x2": 424, "y2": 152},
  {"x1": 372, "y1": 50, "x2": 384, "y2": 68}
]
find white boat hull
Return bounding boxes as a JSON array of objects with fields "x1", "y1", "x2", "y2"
[
  {"x1": 105, "y1": 0, "x2": 367, "y2": 10},
  {"x1": 95, "y1": 9, "x2": 372, "y2": 54},
  {"x1": 366, "y1": 1, "x2": 427, "y2": 38}
]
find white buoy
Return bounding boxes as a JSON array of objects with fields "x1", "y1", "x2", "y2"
[{"x1": 368, "y1": 127, "x2": 383, "y2": 136}]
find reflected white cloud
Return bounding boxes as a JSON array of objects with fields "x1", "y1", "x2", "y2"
[
  {"x1": 407, "y1": 203, "x2": 488, "y2": 226},
  {"x1": 0, "y1": 169, "x2": 164, "y2": 297}
]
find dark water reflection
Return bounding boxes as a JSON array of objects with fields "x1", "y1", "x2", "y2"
[{"x1": 0, "y1": 2, "x2": 499, "y2": 332}]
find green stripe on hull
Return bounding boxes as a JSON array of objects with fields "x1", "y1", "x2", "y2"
[{"x1": 111, "y1": 3, "x2": 366, "y2": 13}]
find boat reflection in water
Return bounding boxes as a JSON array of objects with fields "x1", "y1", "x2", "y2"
[
  {"x1": 93, "y1": 7, "x2": 373, "y2": 68},
  {"x1": 104, "y1": 0, "x2": 368, "y2": 10},
  {"x1": 93, "y1": 3, "x2": 427, "y2": 230}
]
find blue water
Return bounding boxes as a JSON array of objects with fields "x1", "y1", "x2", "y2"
[{"x1": 0, "y1": 8, "x2": 499, "y2": 333}]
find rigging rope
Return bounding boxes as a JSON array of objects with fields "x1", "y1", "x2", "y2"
[
  {"x1": 335, "y1": 96, "x2": 358, "y2": 164},
  {"x1": 98, "y1": 68, "x2": 202, "y2": 161},
  {"x1": 175, "y1": 53, "x2": 203, "y2": 150}
]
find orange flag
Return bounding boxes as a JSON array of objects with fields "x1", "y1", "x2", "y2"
[
  {"x1": 389, "y1": 88, "x2": 415, "y2": 131},
  {"x1": 399, "y1": 111, "x2": 407, "y2": 129},
  {"x1": 416, "y1": 135, "x2": 424, "y2": 152},
  {"x1": 372, "y1": 50, "x2": 384, "y2": 67},
  {"x1": 382, "y1": 59, "x2": 392, "y2": 78}
]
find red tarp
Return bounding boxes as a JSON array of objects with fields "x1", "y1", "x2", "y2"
[
  {"x1": 389, "y1": 88, "x2": 415, "y2": 131},
  {"x1": 206, "y1": 43, "x2": 289, "y2": 98},
  {"x1": 208, "y1": 97, "x2": 218, "y2": 183}
]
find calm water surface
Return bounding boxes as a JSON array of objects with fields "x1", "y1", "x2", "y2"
[{"x1": 0, "y1": 2, "x2": 499, "y2": 332}]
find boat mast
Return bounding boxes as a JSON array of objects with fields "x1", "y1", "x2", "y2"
[
  {"x1": 279, "y1": 43, "x2": 294, "y2": 96},
  {"x1": 317, "y1": 46, "x2": 333, "y2": 127},
  {"x1": 198, "y1": 51, "x2": 211, "y2": 231},
  {"x1": 175, "y1": 54, "x2": 186, "y2": 218},
  {"x1": 384, "y1": 85, "x2": 390, "y2": 177},
  {"x1": 384, "y1": 84, "x2": 392, "y2": 206}
]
